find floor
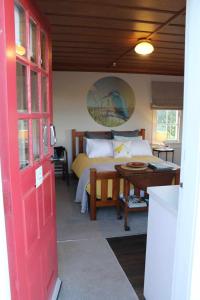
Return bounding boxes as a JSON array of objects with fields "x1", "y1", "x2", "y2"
[
  {"x1": 56, "y1": 177, "x2": 147, "y2": 299},
  {"x1": 107, "y1": 235, "x2": 147, "y2": 300},
  {"x1": 56, "y1": 177, "x2": 148, "y2": 241}
]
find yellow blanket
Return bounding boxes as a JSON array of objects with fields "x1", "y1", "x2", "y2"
[{"x1": 72, "y1": 154, "x2": 164, "y2": 198}]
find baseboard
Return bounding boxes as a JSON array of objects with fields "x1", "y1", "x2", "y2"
[{"x1": 51, "y1": 278, "x2": 62, "y2": 300}]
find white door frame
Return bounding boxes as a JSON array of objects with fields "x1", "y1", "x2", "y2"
[
  {"x1": 172, "y1": 0, "x2": 200, "y2": 299},
  {"x1": 0, "y1": 161, "x2": 11, "y2": 300}
]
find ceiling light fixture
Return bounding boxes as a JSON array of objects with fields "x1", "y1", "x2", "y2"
[{"x1": 134, "y1": 40, "x2": 154, "y2": 55}]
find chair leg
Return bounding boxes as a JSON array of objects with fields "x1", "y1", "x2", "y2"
[
  {"x1": 90, "y1": 197, "x2": 96, "y2": 220},
  {"x1": 62, "y1": 162, "x2": 69, "y2": 185},
  {"x1": 62, "y1": 162, "x2": 65, "y2": 180},
  {"x1": 65, "y1": 164, "x2": 70, "y2": 185}
]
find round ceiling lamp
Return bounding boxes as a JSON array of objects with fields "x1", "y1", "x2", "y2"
[{"x1": 134, "y1": 40, "x2": 154, "y2": 55}]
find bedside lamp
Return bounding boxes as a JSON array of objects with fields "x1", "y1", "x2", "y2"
[{"x1": 155, "y1": 131, "x2": 167, "y2": 146}]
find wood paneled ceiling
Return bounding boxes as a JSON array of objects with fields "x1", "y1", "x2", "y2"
[{"x1": 35, "y1": 0, "x2": 186, "y2": 75}]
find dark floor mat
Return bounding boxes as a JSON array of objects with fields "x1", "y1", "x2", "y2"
[{"x1": 107, "y1": 234, "x2": 147, "y2": 300}]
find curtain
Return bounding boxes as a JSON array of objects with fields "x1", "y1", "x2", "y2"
[{"x1": 151, "y1": 81, "x2": 183, "y2": 109}]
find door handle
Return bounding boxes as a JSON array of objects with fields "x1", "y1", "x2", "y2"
[{"x1": 50, "y1": 124, "x2": 57, "y2": 146}]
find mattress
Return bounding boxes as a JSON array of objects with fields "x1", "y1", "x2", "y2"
[{"x1": 71, "y1": 153, "x2": 162, "y2": 179}]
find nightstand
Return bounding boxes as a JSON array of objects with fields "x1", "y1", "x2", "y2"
[{"x1": 153, "y1": 147, "x2": 174, "y2": 162}]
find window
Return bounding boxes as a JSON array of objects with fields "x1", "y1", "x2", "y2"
[
  {"x1": 32, "y1": 119, "x2": 40, "y2": 160},
  {"x1": 18, "y1": 120, "x2": 29, "y2": 169},
  {"x1": 42, "y1": 119, "x2": 48, "y2": 155},
  {"x1": 14, "y1": 4, "x2": 26, "y2": 56},
  {"x1": 16, "y1": 62, "x2": 27, "y2": 112},
  {"x1": 153, "y1": 110, "x2": 181, "y2": 144},
  {"x1": 31, "y1": 71, "x2": 39, "y2": 112},
  {"x1": 41, "y1": 76, "x2": 47, "y2": 112},
  {"x1": 30, "y1": 20, "x2": 37, "y2": 62},
  {"x1": 40, "y1": 31, "x2": 46, "y2": 69}
]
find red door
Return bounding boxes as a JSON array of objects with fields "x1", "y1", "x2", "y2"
[{"x1": 0, "y1": 0, "x2": 58, "y2": 299}]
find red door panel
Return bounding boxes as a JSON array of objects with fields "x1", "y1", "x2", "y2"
[
  {"x1": 0, "y1": 0, "x2": 58, "y2": 299},
  {"x1": 37, "y1": 185, "x2": 44, "y2": 232},
  {"x1": 43, "y1": 231, "x2": 58, "y2": 298},
  {"x1": 43, "y1": 173, "x2": 53, "y2": 224},
  {"x1": 23, "y1": 189, "x2": 39, "y2": 253},
  {"x1": 26, "y1": 256, "x2": 44, "y2": 300}
]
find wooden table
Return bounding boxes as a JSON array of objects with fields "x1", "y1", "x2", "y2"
[{"x1": 115, "y1": 164, "x2": 180, "y2": 231}]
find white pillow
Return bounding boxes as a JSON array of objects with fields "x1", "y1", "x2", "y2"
[
  {"x1": 131, "y1": 139, "x2": 152, "y2": 156},
  {"x1": 86, "y1": 139, "x2": 113, "y2": 158},
  {"x1": 114, "y1": 135, "x2": 142, "y2": 141},
  {"x1": 113, "y1": 140, "x2": 132, "y2": 158}
]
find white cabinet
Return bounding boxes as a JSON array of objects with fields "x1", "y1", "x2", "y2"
[{"x1": 144, "y1": 185, "x2": 179, "y2": 300}]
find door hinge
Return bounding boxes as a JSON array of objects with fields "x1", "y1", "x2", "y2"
[{"x1": 180, "y1": 182, "x2": 183, "y2": 188}]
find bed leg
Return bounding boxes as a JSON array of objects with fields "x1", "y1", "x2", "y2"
[{"x1": 90, "y1": 168, "x2": 97, "y2": 220}]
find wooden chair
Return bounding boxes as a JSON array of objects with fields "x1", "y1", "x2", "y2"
[
  {"x1": 52, "y1": 146, "x2": 69, "y2": 185},
  {"x1": 89, "y1": 168, "x2": 121, "y2": 220}
]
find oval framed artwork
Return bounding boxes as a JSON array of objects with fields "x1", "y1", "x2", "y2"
[{"x1": 86, "y1": 76, "x2": 136, "y2": 127}]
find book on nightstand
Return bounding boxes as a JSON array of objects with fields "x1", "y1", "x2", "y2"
[{"x1": 148, "y1": 162, "x2": 174, "y2": 171}]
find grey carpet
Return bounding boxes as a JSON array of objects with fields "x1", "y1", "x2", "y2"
[
  {"x1": 56, "y1": 177, "x2": 144, "y2": 300},
  {"x1": 56, "y1": 177, "x2": 147, "y2": 241},
  {"x1": 58, "y1": 238, "x2": 138, "y2": 300}
]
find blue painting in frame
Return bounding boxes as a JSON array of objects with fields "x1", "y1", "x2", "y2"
[{"x1": 87, "y1": 76, "x2": 136, "y2": 127}]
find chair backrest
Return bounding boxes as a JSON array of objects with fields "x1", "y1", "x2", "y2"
[{"x1": 53, "y1": 146, "x2": 66, "y2": 159}]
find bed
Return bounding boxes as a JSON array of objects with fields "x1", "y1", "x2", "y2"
[{"x1": 71, "y1": 129, "x2": 180, "y2": 220}]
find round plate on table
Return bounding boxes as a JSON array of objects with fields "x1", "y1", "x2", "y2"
[{"x1": 126, "y1": 162, "x2": 148, "y2": 169}]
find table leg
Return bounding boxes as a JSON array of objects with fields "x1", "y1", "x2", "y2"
[
  {"x1": 117, "y1": 198, "x2": 123, "y2": 220},
  {"x1": 172, "y1": 151, "x2": 174, "y2": 162},
  {"x1": 124, "y1": 179, "x2": 130, "y2": 231},
  {"x1": 124, "y1": 200, "x2": 130, "y2": 231}
]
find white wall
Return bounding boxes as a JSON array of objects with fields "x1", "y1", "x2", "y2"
[{"x1": 53, "y1": 71, "x2": 183, "y2": 166}]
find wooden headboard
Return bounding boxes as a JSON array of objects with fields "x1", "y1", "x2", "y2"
[{"x1": 72, "y1": 129, "x2": 145, "y2": 162}]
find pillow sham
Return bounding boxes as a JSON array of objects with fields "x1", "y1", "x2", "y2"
[
  {"x1": 112, "y1": 129, "x2": 139, "y2": 138},
  {"x1": 114, "y1": 135, "x2": 142, "y2": 141},
  {"x1": 130, "y1": 139, "x2": 152, "y2": 156},
  {"x1": 85, "y1": 131, "x2": 112, "y2": 139},
  {"x1": 86, "y1": 138, "x2": 113, "y2": 158},
  {"x1": 113, "y1": 140, "x2": 132, "y2": 158}
]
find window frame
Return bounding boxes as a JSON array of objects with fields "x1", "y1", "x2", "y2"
[
  {"x1": 14, "y1": 1, "x2": 50, "y2": 170},
  {"x1": 152, "y1": 109, "x2": 182, "y2": 144}
]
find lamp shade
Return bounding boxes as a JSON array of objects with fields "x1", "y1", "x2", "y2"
[
  {"x1": 16, "y1": 44, "x2": 26, "y2": 56},
  {"x1": 155, "y1": 131, "x2": 167, "y2": 144},
  {"x1": 134, "y1": 40, "x2": 154, "y2": 55}
]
